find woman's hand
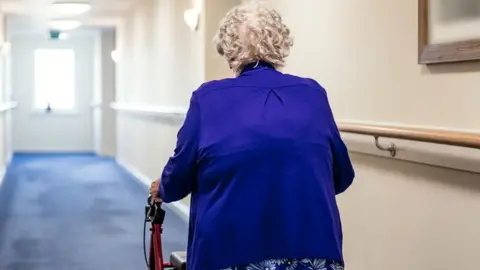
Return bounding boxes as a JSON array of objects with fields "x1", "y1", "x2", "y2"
[{"x1": 149, "y1": 179, "x2": 162, "y2": 203}]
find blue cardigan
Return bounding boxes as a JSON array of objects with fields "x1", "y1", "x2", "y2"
[{"x1": 158, "y1": 62, "x2": 355, "y2": 270}]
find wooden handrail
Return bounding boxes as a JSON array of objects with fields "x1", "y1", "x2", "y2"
[{"x1": 338, "y1": 123, "x2": 480, "y2": 150}]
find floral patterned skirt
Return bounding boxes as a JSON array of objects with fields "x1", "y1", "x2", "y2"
[{"x1": 222, "y1": 258, "x2": 344, "y2": 270}]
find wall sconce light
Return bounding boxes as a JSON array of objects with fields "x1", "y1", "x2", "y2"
[
  {"x1": 1, "y1": 42, "x2": 11, "y2": 55},
  {"x1": 111, "y1": 50, "x2": 120, "y2": 63},
  {"x1": 184, "y1": 8, "x2": 200, "y2": 31}
]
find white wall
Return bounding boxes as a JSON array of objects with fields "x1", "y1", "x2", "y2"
[
  {"x1": 0, "y1": 12, "x2": 15, "y2": 179},
  {"x1": 115, "y1": 0, "x2": 183, "y2": 175},
  {"x1": 93, "y1": 29, "x2": 116, "y2": 157},
  {"x1": 11, "y1": 34, "x2": 95, "y2": 152},
  {"x1": 93, "y1": 31, "x2": 102, "y2": 153},
  {"x1": 114, "y1": 0, "x2": 241, "y2": 209}
]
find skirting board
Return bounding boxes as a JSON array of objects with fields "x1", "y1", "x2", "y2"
[
  {"x1": 0, "y1": 166, "x2": 6, "y2": 189},
  {"x1": 0, "y1": 152, "x2": 12, "y2": 189},
  {"x1": 116, "y1": 159, "x2": 190, "y2": 223}
]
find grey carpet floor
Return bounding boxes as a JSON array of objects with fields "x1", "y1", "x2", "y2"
[{"x1": 0, "y1": 153, "x2": 188, "y2": 270}]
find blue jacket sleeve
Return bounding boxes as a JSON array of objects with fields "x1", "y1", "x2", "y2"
[
  {"x1": 309, "y1": 79, "x2": 355, "y2": 194},
  {"x1": 157, "y1": 93, "x2": 200, "y2": 203},
  {"x1": 323, "y1": 95, "x2": 355, "y2": 195},
  {"x1": 330, "y1": 122, "x2": 355, "y2": 195}
]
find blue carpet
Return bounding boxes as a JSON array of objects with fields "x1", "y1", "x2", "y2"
[{"x1": 0, "y1": 153, "x2": 188, "y2": 270}]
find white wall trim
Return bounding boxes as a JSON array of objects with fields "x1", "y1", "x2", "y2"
[
  {"x1": 0, "y1": 101, "x2": 18, "y2": 113},
  {"x1": 1, "y1": 102, "x2": 17, "y2": 169},
  {"x1": 110, "y1": 102, "x2": 187, "y2": 116},
  {"x1": 90, "y1": 102, "x2": 113, "y2": 111},
  {"x1": 111, "y1": 102, "x2": 187, "y2": 124},
  {"x1": 90, "y1": 101, "x2": 103, "y2": 109},
  {"x1": 116, "y1": 158, "x2": 190, "y2": 223},
  {"x1": 0, "y1": 166, "x2": 6, "y2": 189}
]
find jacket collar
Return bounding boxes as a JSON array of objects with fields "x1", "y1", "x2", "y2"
[{"x1": 240, "y1": 61, "x2": 275, "y2": 74}]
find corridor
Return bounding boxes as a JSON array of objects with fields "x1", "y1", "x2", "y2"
[
  {"x1": 0, "y1": 0, "x2": 479, "y2": 270},
  {"x1": 0, "y1": 154, "x2": 187, "y2": 269}
]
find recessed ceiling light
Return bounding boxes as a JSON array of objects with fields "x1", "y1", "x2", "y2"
[
  {"x1": 49, "y1": 20, "x2": 82, "y2": 31},
  {"x1": 50, "y1": 3, "x2": 92, "y2": 16}
]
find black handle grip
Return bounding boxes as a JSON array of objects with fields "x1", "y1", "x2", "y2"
[
  {"x1": 147, "y1": 195, "x2": 162, "y2": 206},
  {"x1": 146, "y1": 195, "x2": 165, "y2": 224}
]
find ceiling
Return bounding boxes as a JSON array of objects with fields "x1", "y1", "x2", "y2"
[{"x1": 2, "y1": 0, "x2": 139, "y2": 35}]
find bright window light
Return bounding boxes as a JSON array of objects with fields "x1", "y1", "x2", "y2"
[
  {"x1": 59, "y1": 32, "x2": 70, "y2": 40},
  {"x1": 49, "y1": 3, "x2": 92, "y2": 16},
  {"x1": 49, "y1": 20, "x2": 82, "y2": 31},
  {"x1": 34, "y1": 49, "x2": 76, "y2": 110}
]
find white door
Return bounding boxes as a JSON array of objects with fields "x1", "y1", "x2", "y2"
[{"x1": 11, "y1": 34, "x2": 94, "y2": 152}]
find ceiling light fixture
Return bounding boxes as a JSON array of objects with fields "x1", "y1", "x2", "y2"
[
  {"x1": 49, "y1": 19, "x2": 82, "y2": 31},
  {"x1": 49, "y1": 2, "x2": 92, "y2": 16}
]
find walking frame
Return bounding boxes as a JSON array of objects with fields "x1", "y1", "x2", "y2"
[{"x1": 145, "y1": 196, "x2": 186, "y2": 270}]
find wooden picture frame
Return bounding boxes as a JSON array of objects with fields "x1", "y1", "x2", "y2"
[{"x1": 418, "y1": 0, "x2": 480, "y2": 64}]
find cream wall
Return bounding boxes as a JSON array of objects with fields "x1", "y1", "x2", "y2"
[
  {"x1": 203, "y1": 0, "x2": 239, "y2": 81},
  {"x1": 93, "y1": 29, "x2": 116, "y2": 157},
  {"x1": 114, "y1": 0, "x2": 240, "y2": 209},
  {"x1": 0, "y1": 13, "x2": 6, "y2": 168},
  {"x1": 115, "y1": 0, "x2": 186, "y2": 189},
  {"x1": 116, "y1": 0, "x2": 480, "y2": 269},
  {"x1": 0, "y1": 12, "x2": 12, "y2": 177},
  {"x1": 263, "y1": 0, "x2": 479, "y2": 130}
]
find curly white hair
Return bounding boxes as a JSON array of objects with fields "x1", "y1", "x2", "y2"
[{"x1": 213, "y1": 3, "x2": 294, "y2": 73}]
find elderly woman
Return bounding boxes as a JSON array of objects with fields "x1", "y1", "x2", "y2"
[{"x1": 150, "y1": 3, "x2": 354, "y2": 270}]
